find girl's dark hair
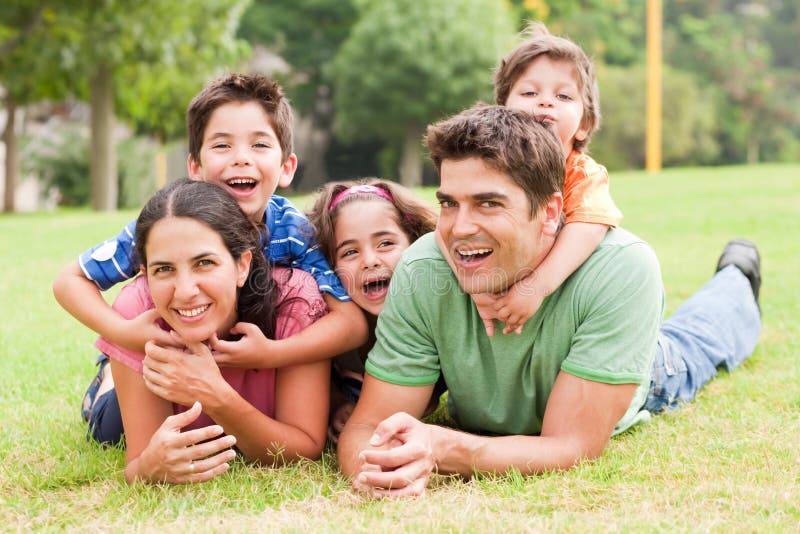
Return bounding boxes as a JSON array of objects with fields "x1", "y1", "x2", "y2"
[
  {"x1": 308, "y1": 178, "x2": 437, "y2": 267},
  {"x1": 135, "y1": 179, "x2": 277, "y2": 338}
]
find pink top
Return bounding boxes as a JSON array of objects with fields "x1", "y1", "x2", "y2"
[{"x1": 95, "y1": 267, "x2": 327, "y2": 431}]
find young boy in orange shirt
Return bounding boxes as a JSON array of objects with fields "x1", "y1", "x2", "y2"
[{"x1": 474, "y1": 23, "x2": 623, "y2": 335}]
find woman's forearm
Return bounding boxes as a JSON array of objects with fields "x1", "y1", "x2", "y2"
[{"x1": 202, "y1": 393, "x2": 326, "y2": 463}]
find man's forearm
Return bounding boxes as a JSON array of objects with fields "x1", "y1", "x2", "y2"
[
  {"x1": 337, "y1": 420, "x2": 379, "y2": 478},
  {"x1": 431, "y1": 425, "x2": 596, "y2": 476}
]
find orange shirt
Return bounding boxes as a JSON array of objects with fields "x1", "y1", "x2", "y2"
[{"x1": 563, "y1": 150, "x2": 622, "y2": 227}]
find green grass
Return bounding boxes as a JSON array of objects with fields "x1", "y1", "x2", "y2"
[{"x1": 1, "y1": 164, "x2": 798, "y2": 532}]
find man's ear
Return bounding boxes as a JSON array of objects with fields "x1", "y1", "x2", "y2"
[
  {"x1": 236, "y1": 250, "x2": 253, "y2": 288},
  {"x1": 187, "y1": 154, "x2": 202, "y2": 181},
  {"x1": 541, "y1": 192, "x2": 564, "y2": 236},
  {"x1": 277, "y1": 153, "x2": 298, "y2": 189}
]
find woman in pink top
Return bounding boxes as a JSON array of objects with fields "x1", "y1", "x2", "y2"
[{"x1": 94, "y1": 179, "x2": 329, "y2": 484}]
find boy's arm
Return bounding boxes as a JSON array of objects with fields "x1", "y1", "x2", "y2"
[
  {"x1": 211, "y1": 295, "x2": 368, "y2": 368},
  {"x1": 53, "y1": 261, "x2": 174, "y2": 351},
  {"x1": 493, "y1": 222, "x2": 608, "y2": 334}
]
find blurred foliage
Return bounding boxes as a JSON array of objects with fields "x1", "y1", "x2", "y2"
[
  {"x1": 332, "y1": 0, "x2": 512, "y2": 142},
  {"x1": 2, "y1": 0, "x2": 250, "y2": 210},
  {"x1": 0, "y1": 3, "x2": 73, "y2": 104},
  {"x1": 1, "y1": 0, "x2": 250, "y2": 136},
  {"x1": 22, "y1": 128, "x2": 158, "y2": 208},
  {"x1": 332, "y1": 0, "x2": 514, "y2": 183},
  {"x1": 3, "y1": 0, "x2": 800, "y2": 203},
  {"x1": 238, "y1": 0, "x2": 357, "y2": 116},
  {"x1": 592, "y1": 64, "x2": 719, "y2": 170}
]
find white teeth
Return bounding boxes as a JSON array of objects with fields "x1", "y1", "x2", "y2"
[
  {"x1": 458, "y1": 248, "x2": 492, "y2": 256},
  {"x1": 228, "y1": 178, "x2": 255, "y2": 185},
  {"x1": 177, "y1": 305, "x2": 209, "y2": 317}
]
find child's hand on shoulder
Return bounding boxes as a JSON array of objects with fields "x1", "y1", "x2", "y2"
[{"x1": 209, "y1": 322, "x2": 276, "y2": 368}]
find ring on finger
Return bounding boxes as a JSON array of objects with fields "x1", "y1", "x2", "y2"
[{"x1": 188, "y1": 461, "x2": 195, "y2": 473}]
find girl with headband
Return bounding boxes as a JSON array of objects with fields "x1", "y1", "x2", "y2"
[{"x1": 308, "y1": 179, "x2": 443, "y2": 441}]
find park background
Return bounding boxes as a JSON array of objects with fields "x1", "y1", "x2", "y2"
[
  {"x1": 1, "y1": 1, "x2": 799, "y2": 532},
  {"x1": 1, "y1": 0, "x2": 798, "y2": 211}
]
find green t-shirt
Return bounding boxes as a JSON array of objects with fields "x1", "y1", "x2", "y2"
[{"x1": 365, "y1": 228, "x2": 665, "y2": 436}]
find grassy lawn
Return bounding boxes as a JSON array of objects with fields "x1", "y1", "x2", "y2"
[{"x1": 1, "y1": 163, "x2": 798, "y2": 531}]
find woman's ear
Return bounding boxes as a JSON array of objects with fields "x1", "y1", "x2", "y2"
[{"x1": 236, "y1": 250, "x2": 253, "y2": 287}]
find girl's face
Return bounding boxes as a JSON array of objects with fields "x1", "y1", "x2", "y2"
[
  {"x1": 144, "y1": 216, "x2": 252, "y2": 343},
  {"x1": 333, "y1": 201, "x2": 411, "y2": 316}
]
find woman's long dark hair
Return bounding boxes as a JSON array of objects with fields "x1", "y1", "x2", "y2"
[{"x1": 134, "y1": 179, "x2": 277, "y2": 338}]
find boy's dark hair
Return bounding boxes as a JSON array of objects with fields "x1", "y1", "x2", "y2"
[
  {"x1": 494, "y1": 22, "x2": 600, "y2": 152},
  {"x1": 186, "y1": 73, "x2": 294, "y2": 165},
  {"x1": 308, "y1": 178, "x2": 437, "y2": 266},
  {"x1": 425, "y1": 104, "x2": 565, "y2": 215},
  {"x1": 135, "y1": 179, "x2": 278, "y2": 339}
]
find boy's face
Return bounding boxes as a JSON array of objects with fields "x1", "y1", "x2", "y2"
[
  {"x1": 504, "y1": 56, "x2": 588, "y2": 157},
  {"x1": 187, "y1": 101, "x2": 296, "y2": 221}
]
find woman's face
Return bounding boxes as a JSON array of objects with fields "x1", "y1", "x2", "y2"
[
  {"x1": 144, "y1": 216, "x2": 252, "y2": 343},
  {"x1": 333, "y1": 200, "x2": 411, "y2": 316}
]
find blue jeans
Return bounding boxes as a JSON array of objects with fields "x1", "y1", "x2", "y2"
[
  {"x1": 645, "y1": 265, "x2": 761, "y2": 412},
  {"x1": 86, "y1": 356, "x2": 125, "y2": 446}
]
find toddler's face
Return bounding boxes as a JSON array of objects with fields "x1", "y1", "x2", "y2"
[{"x1": 504, "y1": 55, "x2": 587, "y2": 156}]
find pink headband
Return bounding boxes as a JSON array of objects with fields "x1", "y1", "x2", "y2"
[{"x1": 328, "y1": 184, "x2": 394, "y2": 212}]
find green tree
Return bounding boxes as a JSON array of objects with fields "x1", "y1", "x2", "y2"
[
  {"x1": 591, "y1": 64, "x2": 719, "y2": 170},
  {"x1": 332, "y1": 0, "x2": 514, "y2": 186},
  {"x1": 237, "y1": 0, "x2": 358, "y2": 189},
  {"x1": 664, "y1": 1, "x2": 800, "y2": 164},
  {"x1": 0, "y1": 3, "x2": 72, "y2": 212},
  {"x1": 72, "y1": 0, "x2": 250, "y2": 210},
  {"x1": 4, "y1": 0, "x2": 250, "y2": 211}
]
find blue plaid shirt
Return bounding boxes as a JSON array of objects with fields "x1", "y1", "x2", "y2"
[{"x1": 78, "y1": 195, "x2": 349, "y2": 301}]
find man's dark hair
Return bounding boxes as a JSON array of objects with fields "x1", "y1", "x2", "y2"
[{"x1": 425, "y1": 104, "x2": 565, "y2": 214}]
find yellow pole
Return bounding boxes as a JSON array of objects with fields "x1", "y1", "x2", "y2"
[
  {"x1": 646, "y1": 0, "x2": 662, "y2": 173},
  {"x1": 155, "y1": 150, "x2": 167, "y2": 189}
]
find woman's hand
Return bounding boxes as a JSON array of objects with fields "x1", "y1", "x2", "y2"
[
  {"x1": 136, "y1": 401, "x2": 237, "y2": 484},
  {"x1": 142, "y1": 339, "x2": 230, "y2": 409}
]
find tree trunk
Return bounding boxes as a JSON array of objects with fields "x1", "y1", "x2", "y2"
[
  {"x1": 3, "y1": 95, "x2": 18, "y2": 212},
  {"x1": 747, "y1": 137, "x2": 759, "y2": 165},
  {"x1": 297, "y1": 128, "x2": 330, "y2": 191},
  {"x1": 399, "y1": 124, "x2": 423, "y2": 188},
  {"x1": 89, "y1": 63, "x2": 118, "y2": 211}
]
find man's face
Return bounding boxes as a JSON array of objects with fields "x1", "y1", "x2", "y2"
[
  {"x1": 435, "y1": 157, "x2": 560, "y2": 295},
  {"x1": 187, "y1": 101, "x2": 296, "y2": 222}
]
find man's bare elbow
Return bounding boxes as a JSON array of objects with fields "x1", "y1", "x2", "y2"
[{"x1": 559, "y1": 438, "x2": 609, "y2": 471}]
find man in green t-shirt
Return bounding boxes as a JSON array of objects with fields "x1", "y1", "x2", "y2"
[{"x1": 337, "y1": 105, "x2": 761, "y2": 498}]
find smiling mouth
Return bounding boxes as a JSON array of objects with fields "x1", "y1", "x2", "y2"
[
  {"x1": 226, "y1": 178, "x2": 257, "y2": 192},
  {"x1": 362, "y1": 279, "x2": 389, "y2": 296},
  {"x1": 175, "y1": 304, "x2": 210, "y2": 317},
  {"x1": 457, "y1": 248, "x2": 492, "y2": 263}
]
